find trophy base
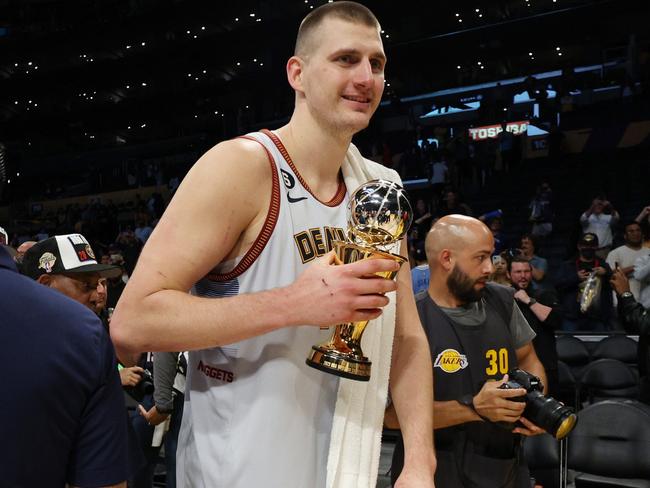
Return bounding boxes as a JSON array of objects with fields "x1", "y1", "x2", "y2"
[{"x1": 306, "y1": 346, "x2": 371, "y2": 382}]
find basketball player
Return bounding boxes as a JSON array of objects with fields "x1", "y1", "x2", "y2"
[{"x1": 111, "y1": 3, "x2": 435, "y2": 487}]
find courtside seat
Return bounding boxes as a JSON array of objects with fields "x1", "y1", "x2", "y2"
[{"x1": 569, "y1": 400, "x2": 650, "y2": 487}]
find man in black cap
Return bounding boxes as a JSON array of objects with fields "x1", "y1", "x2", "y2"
[
  {"x1": 21, "y1": 233, "x2": 123, "y2": 311},
  {"x1": 556, "y1": 232, "x2": 614, "y2": 331}
]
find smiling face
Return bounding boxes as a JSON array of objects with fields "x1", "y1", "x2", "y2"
[{"x1": 291, "y1": 17, "x2": 385, "y2": 135}]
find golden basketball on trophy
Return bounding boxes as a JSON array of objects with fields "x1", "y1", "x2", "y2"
[{"x1": 306, "y1": 179, "x2": 413, "y2": 381}]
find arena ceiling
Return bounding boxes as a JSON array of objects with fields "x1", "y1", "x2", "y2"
[{"x1": 0, "y1": 0, "x2": 647, "y2": 158}]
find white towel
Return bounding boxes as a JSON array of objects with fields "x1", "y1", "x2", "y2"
[{"x1": 326, "y1": 144, "x2": 403, "y2": 488}]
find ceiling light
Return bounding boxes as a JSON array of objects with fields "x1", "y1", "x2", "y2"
[
  {"x1": 141, "y1": 42, "x2": 146, "y2": 46},
  {"x1": 141, "y1": 82, "x2": 147, "y2": 86},
  {"x1": 201, "y1": 26, "x2": 206, "y2": 30}
]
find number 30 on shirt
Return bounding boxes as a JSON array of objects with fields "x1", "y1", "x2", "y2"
[{"x1": 485, "y1": 348, "x2": 509, "y2": 376}]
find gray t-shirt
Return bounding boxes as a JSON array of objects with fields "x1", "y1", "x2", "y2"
[{"x1": 439, "y1": 299, "x2": 535, "y2": 350}]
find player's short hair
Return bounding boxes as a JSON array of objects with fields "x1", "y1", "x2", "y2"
[{"x1": 294, "y1": 1, "x2": 380, "y2": 56}]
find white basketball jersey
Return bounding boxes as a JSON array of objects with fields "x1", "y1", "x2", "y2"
[{"x1": 176, "y1": 130, "x2": 349, "y2": 488}]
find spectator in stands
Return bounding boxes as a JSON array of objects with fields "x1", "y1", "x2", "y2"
[
  {"x1": 606, "y1": 221, "x2": 649, "y2": 300},
  {"x1": 3, "y1": 239, "x2": 128, "y2": 486},
  {"x1": 135, "y1": 219, "x2": 154, "y2": 245},
  {"x1": 635, "y1": 205, "x2": 650, "y2": 248},
  {"x1": 488, "y1": 253, "x2": 511, "y2": 287},
  {"x1": 103, "y1": 252, "x2": 129, "y2": 309},
  {"x1": 634, "y1": 253, "x2": 650, "y2": 309},
  {"x1": 497, "y1": 121, "x2": 517, "y2": 173},
  {"x1": 508, "y1": 257, "x2": 561, "y2": 396},
  {"x1": 580, "y1": 197, "x2": 620, "y2": 258},
  {"x1": 95, "y1": 276, "x2": 109, "y2": 320},
  {"x1": 429, "y1": 154, "x2": 448, "y2": 198},
  {"x1": 520, "y1": 234, "x2": 548, "y2": 290},
  {"x1": 611, "y1": 268, "x2": 650, "y2": 403},
  {"x1": 115, "y1": 228, "x2": 142, "y2": 275},
  {"x1": 555, "y1": 232, "x2": 614, "y2": 331},
  {"x1": 412, "y1": 198, "x2": 433, "y2": 240},
  {"x1": 528, "y1": 181, "x2": 553, "y2": 238},
  {"x1": 479, "y1": 212, "x2": 507, "y2": 256},
  {"x1": 438, "y1": 190, "x2": 473, "y2": 217},
  {"x1": 411, "y1": 242, "x2": 430, "y2": 295}
]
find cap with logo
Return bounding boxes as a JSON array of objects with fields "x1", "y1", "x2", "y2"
[
  {"x1": 0, "y1": 226, "x2": 7, "y2": 245},
  {"x1": 578, "y1": 232, "x2": 599, "y2": 247},
  {"x1": 21, "y1": 233, "x2": 122, "y2": 280}
]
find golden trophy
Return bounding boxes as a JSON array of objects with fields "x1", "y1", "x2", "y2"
[{"x1": 306, "y1": 179, "x2": 412, "y2": 381}]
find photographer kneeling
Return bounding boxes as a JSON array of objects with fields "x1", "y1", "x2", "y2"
[{"x1": 388, "y1": 216, "x2": 547, "y2": 488}]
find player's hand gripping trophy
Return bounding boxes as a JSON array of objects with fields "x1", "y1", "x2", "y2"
[{"x1": 306, "y1": 179, "x2": 412, "y2": 381}]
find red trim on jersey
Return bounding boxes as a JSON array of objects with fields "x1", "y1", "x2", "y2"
[
  {"x1": 261, "y1": 128, "x2": 346, "y2": 207},
  {"x1": 206, "y1": 135, "x2": 281, "y2": 282}
]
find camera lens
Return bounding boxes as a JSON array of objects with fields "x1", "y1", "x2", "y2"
[
  {"x1": 501, "y1": 369, "x2": 578, "y2": 439},
  {"x1": 523, "y1": 390, "x2": 577, "y2": 440}
]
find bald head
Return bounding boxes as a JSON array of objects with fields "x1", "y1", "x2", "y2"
[
  {"x1": 425, "y1": 215, "x2": 493, "y2": 268},
  {"x1": 17, "y1": 241, "x2": 36, "y2": 255}
]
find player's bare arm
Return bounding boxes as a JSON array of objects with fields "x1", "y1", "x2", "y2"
[
  {"x1": 389, "y1": 237, "x2": 436, "y2": 486},
  {"x1": 111, "y1": 138, "x2": 399, "y2": 362}
]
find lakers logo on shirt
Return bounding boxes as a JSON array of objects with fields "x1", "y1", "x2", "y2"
[{"x1": 434, "y1": 348, "x2": 468, "y2": 373}]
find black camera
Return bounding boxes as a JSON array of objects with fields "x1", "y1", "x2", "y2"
[
  {"x1": 499, "y1": 368, "x2": 577, "y2": 439},
  {"x1": 124, "y1": 368, "x2": 154, "y2": 402}
]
